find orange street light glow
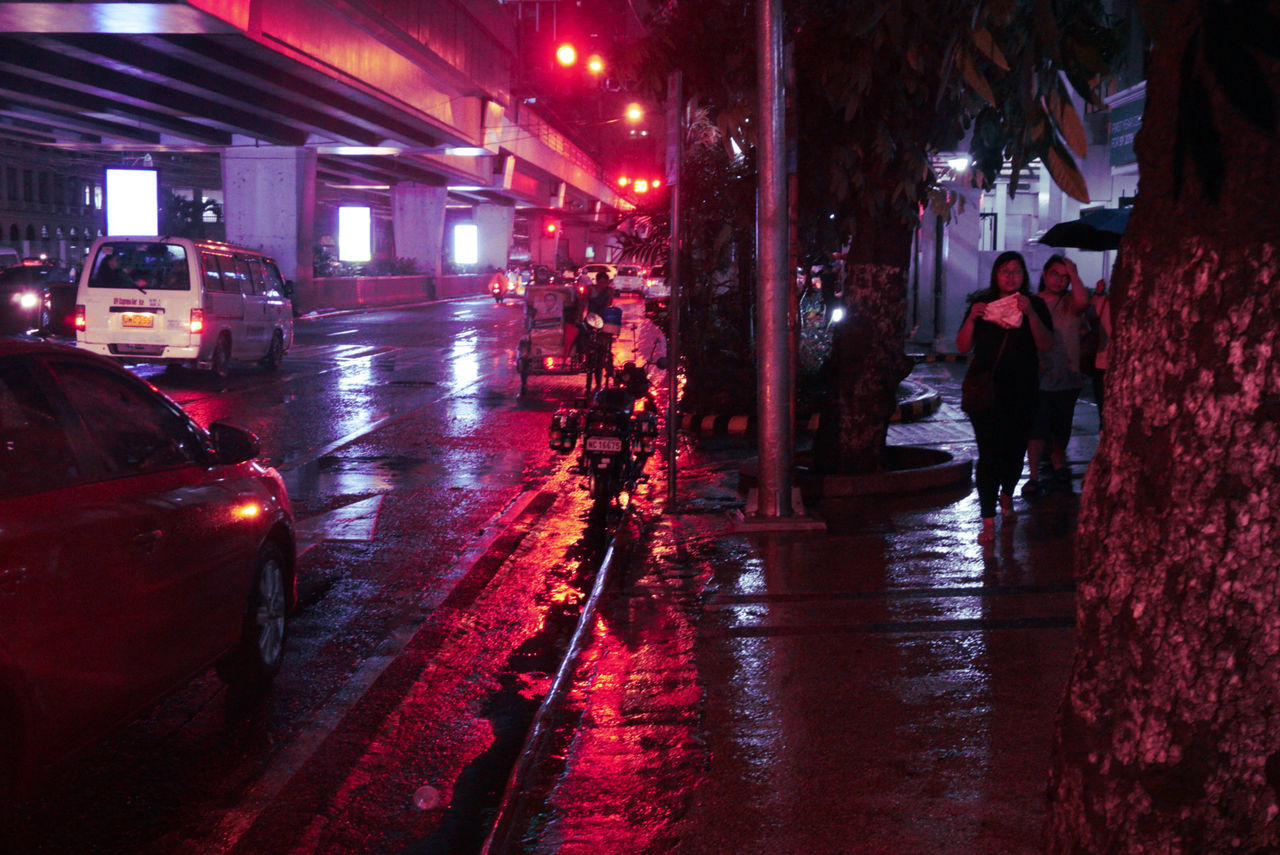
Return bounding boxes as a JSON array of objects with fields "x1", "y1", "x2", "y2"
[
  {"x1": 618, "y1": 176, "x2": 629, "y2": 186},
  {"x1": 625, "y1": 103, "x2": 644, "y2": 123},
  {"x1": 556, "y1": 43, "x2": 577, "y2": 66},
  {"x1": 587, "y1": 54, "x2": 605, "y2": 74}
]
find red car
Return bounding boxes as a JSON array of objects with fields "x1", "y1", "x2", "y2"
[{"x1": 0, "y1": 339, "x2": 296, "y2": 797}]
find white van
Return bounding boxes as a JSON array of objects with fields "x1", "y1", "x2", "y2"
[{"x1": 75, "y1": 236, "x2": 293, "y2": 376}]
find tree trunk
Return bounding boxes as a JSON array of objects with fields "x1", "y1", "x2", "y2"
[
  {"x1": 1046, "y1": 2, "x2": 1280, "y2": 850},
  {"x1": 813, "y1": 257, "x2": 913, "y2": 474}
]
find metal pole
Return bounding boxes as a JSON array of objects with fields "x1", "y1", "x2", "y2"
[
  {"x1": 755, "y1": 0, "x2": 792, "y2": 517},
  {"x1": 666, "y1": 71, "x2": 683, "y2": 507}
]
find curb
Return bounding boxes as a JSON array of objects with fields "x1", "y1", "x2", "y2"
[
  {"x1": 910, "y1": 351, "x2": 972, "y2": 364},
  {"x1": 681, "y1": 379, "x2": 943, "y2": 438}
]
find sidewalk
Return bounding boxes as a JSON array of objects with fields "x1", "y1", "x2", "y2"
[{"x1": 511, "y1": 361, "x2": 1100, "y2": 854}]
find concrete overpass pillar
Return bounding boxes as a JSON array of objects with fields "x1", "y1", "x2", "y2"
[
  {"x1": 475, "y1": 202, "x2": 514, "y2": 271},
  {"x1": 563, "y1": 223, "x2": 589, "y2": 267},
  {"x1": 392, "y1": 183, "x2": 447, "y2": 276},
  {"x1": 222, "y1": 144, "x2": 316, "y2": 293}
]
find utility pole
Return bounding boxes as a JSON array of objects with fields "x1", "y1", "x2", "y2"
[
  {"x1": 666, "y1": 70, "x2": 683, "y2": 507},
  {"x1": 754, "y1": 0, "x2": 793, "y2": 518}
]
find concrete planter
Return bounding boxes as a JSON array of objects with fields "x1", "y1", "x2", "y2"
[{"x1": 741, "y1": 446, "x2": 973, "y2": 500}]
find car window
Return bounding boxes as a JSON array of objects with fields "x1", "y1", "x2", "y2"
[
  {"x1": 46, "y1": 360, "x2": 207, "y2": 476},
  {"x1": 246, "y1": 259, "x2": 266, "y2": 296},
  {"x1": 261, "y1": 262, "x2": 286, "y2": 297},
  {"x1": 229, "y1": 258, "x2": 254, "y2": 296},
  {"x1": 0, "y1": 357, "x2": 82, "y2": 498},
  {"x1": 87, "y1": 243, "x2": 189, "y2": 291},
  {"x1": 202, "y1": 253, "x2": 225, "y2": 292}
]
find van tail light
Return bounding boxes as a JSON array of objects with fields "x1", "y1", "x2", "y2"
[
  {"x1": 189, "y1": 308, "x2": 204, "y2": 334},
  {"x1": 74, "y1": 304, "x2": 86, "y2": 331}
]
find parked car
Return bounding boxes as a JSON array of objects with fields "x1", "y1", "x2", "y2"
[
  {"x1": 612, "y1": 264, "x2": 646, "y2": 295},
  {"x1": 0, "y1": 247, "x2": 20, "y2": 270},
  {"x1": 0, "y1": 264, "x2": 78, "y2": 338},
  {"x1": 0, "y1": 338, "x2": 297, "y2": 798},
  {"x1": 75, "y1": 236, "x2": 294, "y2": 378}
]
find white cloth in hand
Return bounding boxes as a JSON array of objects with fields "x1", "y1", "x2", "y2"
[{"x1": 985, "y1": 294, "x2": 1023, "y2": 329}]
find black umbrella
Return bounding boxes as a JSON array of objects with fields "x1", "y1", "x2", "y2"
[{"x1": 1039, "y1": 207, "x2": 1131, "y2": 251}]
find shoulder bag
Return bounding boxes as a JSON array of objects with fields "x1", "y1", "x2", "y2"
[{"x1": 960, "y1": 331, "x2": 1009, "y2": 414}]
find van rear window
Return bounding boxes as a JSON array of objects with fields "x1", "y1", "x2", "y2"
[{"x1": 87, "y1": 243, "x2": 189, "y2": 291}]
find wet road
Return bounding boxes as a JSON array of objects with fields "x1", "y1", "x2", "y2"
[{"x1": 4, "y1": 295, "x2": 668, "y2": 854}]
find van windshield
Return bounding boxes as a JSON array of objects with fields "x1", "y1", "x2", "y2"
[{"x1": 87, "y1": 243, "x2": 190, "y2": 291}]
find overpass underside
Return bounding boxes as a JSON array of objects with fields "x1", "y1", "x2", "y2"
[{"x1": 0, "y1": 0, "x2": 629, "y2": 278}]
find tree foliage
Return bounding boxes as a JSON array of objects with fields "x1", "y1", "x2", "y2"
[
  {"x1": 159, "y1": 190, "x2": 221, "y2": 239},
  {"x1": 631, "y1": 1, "x2": 1123, "y2": 471}
]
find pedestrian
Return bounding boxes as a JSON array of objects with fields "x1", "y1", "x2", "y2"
[
  {"x1": 956, "y1": 250, "x2": 1054, "y2": 544},
  {"x1": 1088, "y1": 279, "x2": 1112, "y2": 428},
  {"x1": 1023, "y1": 254, "x2": 1090, "y2": 498},
  {"x1": 586, "y1": 270, "x2": 612, "y2": 317}
]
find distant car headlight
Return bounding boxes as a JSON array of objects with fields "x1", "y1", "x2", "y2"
[{"x1": 18, "y1": 291, "x2": 40, "y2": 311}]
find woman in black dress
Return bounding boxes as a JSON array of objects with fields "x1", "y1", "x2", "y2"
[{"x1": 955, "y1": 251, "x2": 1054, "y2": 544}]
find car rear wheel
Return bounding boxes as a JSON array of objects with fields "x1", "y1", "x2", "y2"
[
  {"x1": 260, "y1": 330, "x2": 284, "y2": 370},
  {"x1": 217, "y1": 543, "x2": 288, "y2": 690},
  {"x1": 209, "y1": 335, "x2": 232, "y2": 380}
]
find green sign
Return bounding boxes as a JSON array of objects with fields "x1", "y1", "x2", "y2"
[{"x1": 1109, "y1": 96, "x2": 1145, "y2": 166}]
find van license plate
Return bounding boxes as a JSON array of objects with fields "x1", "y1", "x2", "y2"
[
  {"x1": 121, "y1": 312, "x2": 155, "y2": 328},
  {"x1": 585, "y1": 436, "x2": 622, "y2": 452}
]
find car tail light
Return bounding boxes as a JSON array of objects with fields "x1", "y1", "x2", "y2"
[
  {"x1": 74, "y1": 304, "x2": 86, "y2": 331},
  {"x1": 189, "y1": 308, "x2": 204, "y2": 334}
]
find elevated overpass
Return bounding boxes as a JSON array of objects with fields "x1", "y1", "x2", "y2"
[{"x1": 0, "y1": 0, "x2": 632, "y2": 293}]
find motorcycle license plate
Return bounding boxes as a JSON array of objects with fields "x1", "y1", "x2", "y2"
[
  {"x1": 121, "y1": 312, "x2": 155, "y2": 328},
  {"x1": 585, "y1": 436, "x2": 622, "y2": 453}
]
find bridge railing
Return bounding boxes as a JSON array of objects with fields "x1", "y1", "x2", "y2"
[{"x1": 297, "y1": 273, "x2": 488, "y2": 315}]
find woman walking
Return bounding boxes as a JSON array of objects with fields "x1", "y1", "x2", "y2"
[
  {"x1": 1024, "y1": 254, "x2": 1091, "y2": 496},
  {"x1": 956, "y1": 251, "x2": 1054, "y2": 544}
]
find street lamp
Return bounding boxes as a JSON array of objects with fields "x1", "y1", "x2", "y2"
[{"x1": 624, "y1": 103, "x2": 644, "y2": 123}]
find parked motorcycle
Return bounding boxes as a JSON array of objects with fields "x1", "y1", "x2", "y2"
[{"x1": 549, "y1": 360, "x2": 661, "y2": 505}]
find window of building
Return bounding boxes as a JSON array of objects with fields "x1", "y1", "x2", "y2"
[
  {"x1": 23, "y1": 171, "x2": 34, "y2": 203},
  {"x1": 5, "y1": 167, "x2": 15, "y2": 202}
]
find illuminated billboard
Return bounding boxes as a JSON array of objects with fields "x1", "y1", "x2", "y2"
[{"x1": 105, "y1": 168, "x2": 159, "y2": 235}]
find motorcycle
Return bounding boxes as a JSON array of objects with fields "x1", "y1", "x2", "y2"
[
  {"x1": 549, "y1": 360, "x2": 661, "y2": 506},
  {"x1": 490, "y1": 273, "x2": 518, "y2": 304}
]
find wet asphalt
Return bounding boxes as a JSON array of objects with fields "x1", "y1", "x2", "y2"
[{"x1": 506, "y1": 359, "x2": 1101, "y2": 855}]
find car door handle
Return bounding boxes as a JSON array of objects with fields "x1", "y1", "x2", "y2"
[{"x1": 132, "y1": 529, "x2": 163, "y2": 551}]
